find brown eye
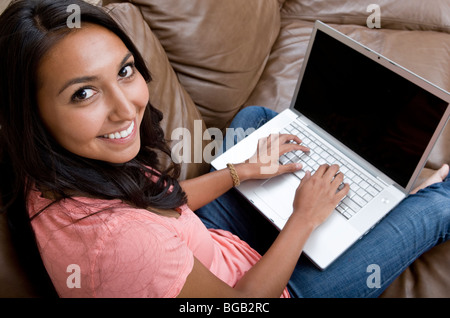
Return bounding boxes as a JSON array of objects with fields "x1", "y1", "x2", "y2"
[
  {"x1": 118, "y1": 64, "x2": 135, "y2": 78},
  {"x1": 71, "y1": 88, "x2": 95, "y2": 103},
  {"x1": 75, "y1": 90, "x2": 87, "y2": 99}
]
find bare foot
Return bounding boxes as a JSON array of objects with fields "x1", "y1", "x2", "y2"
[{"x1": 410, "y1": 164, "x2": 449, "y2": 194}]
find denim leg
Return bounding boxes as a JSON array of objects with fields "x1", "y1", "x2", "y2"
[
  {"x1": 227, "y1": 105, "x2": 278, "y2": 133},
  {"x1": 222, "y1": 106, "x2": 279, "y2": 153}
]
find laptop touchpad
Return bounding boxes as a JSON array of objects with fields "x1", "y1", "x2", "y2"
[{"x1": 254, "y1": 174, "x2": 301, "y2": 220}]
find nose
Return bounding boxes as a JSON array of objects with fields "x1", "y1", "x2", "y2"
[{"x1": 107, "y1": 87, "x2": 135, "y2": 122}]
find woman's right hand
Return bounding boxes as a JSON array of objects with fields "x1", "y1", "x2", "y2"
[{"x1": 291, "y1": 164, "x2": 350, "y2": 230}]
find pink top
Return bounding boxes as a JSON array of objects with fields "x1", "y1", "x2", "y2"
[{"x1": 27, "y1": 189, "x2": 290, "y2": 298}]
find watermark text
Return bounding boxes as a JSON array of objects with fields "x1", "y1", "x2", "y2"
[
  {"x1": 366, "y1": 4, "x2": 381, "y2": 29},
  {"x1": 66, "y1": 4, "x2": 81, "y2": 29}
]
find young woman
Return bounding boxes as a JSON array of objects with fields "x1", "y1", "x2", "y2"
[{"x1": 0, "y1": 0, "x2": 448, "y2": 298}]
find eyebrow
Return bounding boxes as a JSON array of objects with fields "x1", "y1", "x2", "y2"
[{"x1": 57, "y1": 51, "x2": 134, "y2": 96}]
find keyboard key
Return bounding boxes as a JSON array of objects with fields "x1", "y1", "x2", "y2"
[
  {"x1": 359, "y1": 180, "x2": 369, "y2": 189},
  {"x1": 294, "y1": 170, "x2": 306, "y2": 179},
  {"x1": 286, "y1": 152, "x2": 296, "y2": 160},
  {"x1": 342, "y1": 197, "x2": 360, "y2": 212},
  {"x1": 363, "y1": 193, "x2": 374, "y2": 201},
  {"x1": 366, "y1": 186, "x2": 379, "y2": 197},
  {"x1": 356, "y1": 188, "x2": 366, "y2": 197},
  {"x1": 373, "y1": 183, "x2": 383, "y2": 192},
  {"x1": 279, "y1": 155, "x2": 290, "y2": 165},
  {"x1": 352, "y1": 194, "x2": 367, "y2": 207}
]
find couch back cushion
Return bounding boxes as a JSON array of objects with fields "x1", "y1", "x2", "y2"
[
  {"x1": 0, "y1": 1, "x2": 10, "y2": 15},
  {"x1": 131, "y1": 0, "x2": 281, "y2": 130},
  {"x1": 281, "y1": 0, "x2": 450, "y2": 33}
]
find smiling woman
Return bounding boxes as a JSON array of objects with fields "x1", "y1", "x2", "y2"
[
  {"x1": 0, "y1": 0, "x2": 186, "y2": 208},
  {"x1": 37, "y1": 24, "x2": 149, "y2": 163},
  {"x1": 1, "y1": 0, "x2": 449, "y2": 299},
  {"x1": 0, "y1": 0, "x2": 188, "y2": 296}
]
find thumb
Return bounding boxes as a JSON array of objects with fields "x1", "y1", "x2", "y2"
[
  {"x1": 283, "y1": 163, "x2": 303, "y2": 175},
  {"x1": 299, "y1": 170, "x2": 312, "y2": 186}
]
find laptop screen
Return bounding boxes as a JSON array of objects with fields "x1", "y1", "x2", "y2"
[{"x1": 294, "y1": 29, "x2": 449, "y2": 188}]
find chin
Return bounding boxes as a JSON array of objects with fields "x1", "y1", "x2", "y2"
[
  {"x1": 101, "y1": 142, "x2": 141, "y2": 164},
  {"x1": 106, "y1": 153, "x2": 139, "y2": 164}
]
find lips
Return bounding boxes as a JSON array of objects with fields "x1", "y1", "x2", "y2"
[{"x1": 101, "y1": 120, "x2": 135, "y2": 140}]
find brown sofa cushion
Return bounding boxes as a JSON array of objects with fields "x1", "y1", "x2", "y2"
[
  {"x1": 105, "y1": 3, "x2": 211, "y2": 180},
  {"x1": 380, "y1": 240, "x2": 450, "y2": 297},
  {"x1": 0, "y1": 2, "x2": 9, "y2": 14},
  {"x1": 281, "y1": 0, "x2": 450, "y2": 32},
  {"x1": 244, "y1": 19, "x2": 315, "y2": 113},
  {"x1": 129, "y1": 0, "x2": 282, "y2": 130}
]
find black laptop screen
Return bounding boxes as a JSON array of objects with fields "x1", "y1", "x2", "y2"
[{"x1": 294, "y1": 29, "x2": 449, "y2": 188}]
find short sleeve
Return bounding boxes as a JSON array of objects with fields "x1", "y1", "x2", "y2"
[{"x1": 91, "y1": 216, "x2": 194, "y2": 298}]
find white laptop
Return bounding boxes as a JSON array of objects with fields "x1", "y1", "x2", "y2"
[{"x1": 211, "y1": 21, "x2": 450, "y2": 270}]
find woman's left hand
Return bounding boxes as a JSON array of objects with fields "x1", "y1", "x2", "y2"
[{"x1": 241, "y1": 133, "x2": 310, "y2": 180}]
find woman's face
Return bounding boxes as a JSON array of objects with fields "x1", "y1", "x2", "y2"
[{"x1": 37, "y1": 24, "x2": 149, "y2": 163}]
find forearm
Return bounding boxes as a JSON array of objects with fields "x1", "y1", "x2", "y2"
[
  {"x1": 179, "y1": 163, "x2": 251, "y2": 211},
  {"x1": 233, "y1": 212, "x2": 315, "y2": 297}
]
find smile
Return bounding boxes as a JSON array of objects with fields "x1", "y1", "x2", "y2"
[{"x1": 101, "y1": 121, "x2": 135, "y2": 140}]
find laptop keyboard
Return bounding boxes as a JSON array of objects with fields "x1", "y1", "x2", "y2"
[{"x1": 279, "y1": 119, "x2": 384, "y2": 219}]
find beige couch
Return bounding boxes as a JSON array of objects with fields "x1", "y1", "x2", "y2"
[{"x1": 0, "y1": 0, "x2": 449, "y2": 297}]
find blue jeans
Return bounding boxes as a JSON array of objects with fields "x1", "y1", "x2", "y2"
[{"x1": 194, "y1": 106, "x2": 450, "y2": 298}]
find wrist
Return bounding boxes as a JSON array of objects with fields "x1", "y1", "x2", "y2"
[
  {"x1": 288, "y1": 210, "x2": 319, "y2": 233},
  {"x1": 233, "y1": 163, "x2": 252, "y2": 183},
  {"x1": 226, "y1": 163, "x2": 241, "y2": 187}
]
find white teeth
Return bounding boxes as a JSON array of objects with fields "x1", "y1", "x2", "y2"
[{"x1": 103, "y1": 121, "x2": 134, "y2": 140}]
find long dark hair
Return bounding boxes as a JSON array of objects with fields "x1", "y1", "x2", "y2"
[{"x1": 0, "y1": 0, "x2": 186, "y2": 296}]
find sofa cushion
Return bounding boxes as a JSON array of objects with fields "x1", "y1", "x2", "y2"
[
  {"x1": 244, "y1": 19, "x2": 315, "y2": 114},
  {"x1": 381, "y1": 240, "x2": 450, "y2": 297},
  {"x1": 129, "y1": 0, "x2": 281, "y2": 130},
  {"x1": 281, "y1": 0, "x2": 450, "y2": 33},
  {"x1": 0, "y1": 1, "x2": 9, "y2": 15},
  {"x1": 105, "y1": 3, "x2": 211, "y2": 180}
]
